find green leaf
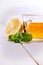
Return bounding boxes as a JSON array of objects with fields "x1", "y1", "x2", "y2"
[
  {"x1": 21, "y1": 32, "x2": 32, "y2": 42},
  {"x1": 9, "y1": 32, "x2": 21, "y2": 43}
]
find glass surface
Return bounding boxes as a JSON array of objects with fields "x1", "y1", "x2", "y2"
[{"x1": 22, "y1": 14, "x2": 43, "y2": 41}]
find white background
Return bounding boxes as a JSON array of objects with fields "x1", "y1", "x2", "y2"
[{"x1": 0, "y1": 0, "x2": 43, "y2": 24}]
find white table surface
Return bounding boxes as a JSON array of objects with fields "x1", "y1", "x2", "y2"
[{"x1": 0, "y1": 23, "x2": 43, "y2": 65}]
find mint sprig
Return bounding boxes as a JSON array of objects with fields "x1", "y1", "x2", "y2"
[{"x1": 9, "y1": 32, "x2": 32, "y2": 43}]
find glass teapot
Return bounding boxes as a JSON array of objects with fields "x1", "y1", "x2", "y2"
[{"x1": 22, "y1": 14, "x2": 43, "y2": 42}]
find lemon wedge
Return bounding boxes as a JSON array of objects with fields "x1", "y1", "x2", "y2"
[{"x1": 6, "y1": 18, "x2": 22, "y2": 35}]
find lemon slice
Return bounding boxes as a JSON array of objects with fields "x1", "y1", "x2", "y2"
[{"x1": 6, "y1": 18, "x2": 22, "y2": 35}]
